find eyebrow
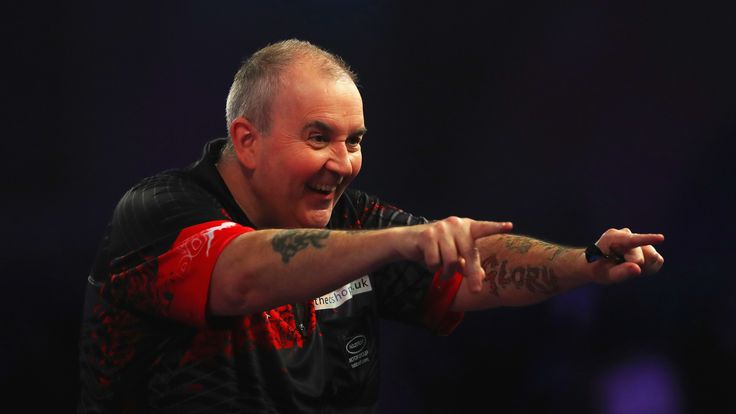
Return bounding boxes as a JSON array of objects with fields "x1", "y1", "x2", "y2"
[{"x1": 304, "y1": 120, "x2": 367, "y2": 138}]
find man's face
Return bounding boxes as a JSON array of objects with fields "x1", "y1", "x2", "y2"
[{"x1": 250, "y1": 64, "x2": 366, "y2": 228}]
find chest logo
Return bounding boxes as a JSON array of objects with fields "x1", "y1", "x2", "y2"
[
  {"x1": 346, "y1": 335, "x2": 367, "y2": 354},
  {"x1": 313, "y1": 276, "x2": 372, "y2": 310}
]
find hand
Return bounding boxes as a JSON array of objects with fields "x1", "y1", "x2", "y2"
[
  {"x1": 399, "y1": 217, "x2": 513, "y2": 293},
  {"x1": 591, "y1": 228, "x2": 665, "y2": 284}
]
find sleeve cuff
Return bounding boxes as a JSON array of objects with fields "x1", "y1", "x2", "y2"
[
  {"x1": 421, "y1": 270, "x2": 465, "y2": 335},
  {"x1": 156, "y1": 220, "x2": 253, "y2": 327}
]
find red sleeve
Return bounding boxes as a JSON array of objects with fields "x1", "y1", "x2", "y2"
[
  {"x1": 158, "y1": 220, "x2": 254, "y2": 327},
  {"x1": 421, "y1": 270, "x2": 465, "y2": 335},
  {"x1": 107, "y1": 220, "x2": 253, "y2": 328}
]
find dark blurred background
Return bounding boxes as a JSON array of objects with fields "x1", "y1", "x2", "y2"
[{"x1": 3, "y1": 0, "x2": 735, "y2": 412}]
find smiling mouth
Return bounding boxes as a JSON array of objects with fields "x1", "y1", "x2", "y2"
[{"x1": 306, "y1": 183, "x2": 338, "y2": 195}]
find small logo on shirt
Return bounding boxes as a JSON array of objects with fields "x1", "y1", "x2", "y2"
[
  {"x1": 344, "y1": 334, "x2": 370, "y2": 369},
  {"x1": 313, "y1": 276, "x2": 372, "y2": 310},
  {"x1": 203, "y1": 221, "x2": 237, "y2": 256},
  {"x1": 346, "y1": 335, "x2": 367, "y2": 354}
]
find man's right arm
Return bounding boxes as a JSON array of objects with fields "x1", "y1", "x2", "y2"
[{"x1": 208, "y1": 218, "x2": 513, "y2": 316}]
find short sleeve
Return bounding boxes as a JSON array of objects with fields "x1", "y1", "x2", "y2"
[{"x1": 93, "y1": 173, "x2": 253, "y2": 327}]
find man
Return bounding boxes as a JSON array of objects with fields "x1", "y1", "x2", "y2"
[{"x1": 78, "y1": 39, "x2": 664, "y2": 413}]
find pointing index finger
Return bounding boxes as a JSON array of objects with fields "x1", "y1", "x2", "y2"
[
  {"x1": 608, "y1": 233, "x2": 664, "y2": 254},
  {"x1": 625, "y1": 233, "x2": 665, "y2": 248},
  {"x1": 470, "y1": 221, "x2": 513, "y2": 239}
]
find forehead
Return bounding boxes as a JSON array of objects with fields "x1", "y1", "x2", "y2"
[
  {"x1": 264, "y1": 66, "x2": 365, "y2": 138},
  {"x1": 278, "y1": 64, "x2": 359, "y2": 99},
  {"x1": 272, "y1": 62, "x2": 364, "y2": 125}
]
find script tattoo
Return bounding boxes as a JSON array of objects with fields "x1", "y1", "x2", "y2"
[
  {"x1": 500, "y1": 236, "x2": 571, "y2": 261},
  {"x1": 271, "y1": 230, "x2": 330, "y2": 263},
  {"x1": 481, "y1": 254, "x2": 560, "y2": 297}
]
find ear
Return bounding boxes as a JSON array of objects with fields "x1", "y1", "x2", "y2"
[{"x1": 228, "y1": 116, "x2": 260, "y2": 169}]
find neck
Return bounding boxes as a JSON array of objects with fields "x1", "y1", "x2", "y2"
[{"x1": 216, "y1": 155, "x2": 268, "y2": 229}]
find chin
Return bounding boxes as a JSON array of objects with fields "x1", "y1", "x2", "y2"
[{"x1": 300, "y1": 209, "x2": 333, "y2": 228}]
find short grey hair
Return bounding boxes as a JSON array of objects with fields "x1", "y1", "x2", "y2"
[{"x1": 223, "y1": 39, "x2": 357, "y2": 154}]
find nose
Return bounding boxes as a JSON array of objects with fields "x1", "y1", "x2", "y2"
[{"x1": 324, "y1": 143, "x2": 354, "y2": 177}]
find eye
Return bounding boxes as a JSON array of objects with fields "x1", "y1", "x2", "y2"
[
  {"x1": 346, "y1": 135, "x2": 363, "y2": 150},
  {"x1": 308, "y1": 135, "x2": 330, "y2": 146}
]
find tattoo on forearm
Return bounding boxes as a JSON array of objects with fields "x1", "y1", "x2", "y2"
[
  {"x1": 481, "y1": 254, "x2": 560, "y2": 297},
  {"x1": 499, "y1": 236, "x2": 571, "y2": 261},
  {"x1": 500, "y1": 236, "x2": 533, "y2": 254},
  {"x1": 271, "y1": 230, "x2": 331, "y2": 263},
  {"x1": 538, "y1": 240, "x2": 571, "y2": 261}
]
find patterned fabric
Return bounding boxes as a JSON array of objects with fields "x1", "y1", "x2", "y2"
[{"x1": 79, "y1": 138, "x2": 464, "y2": 413}]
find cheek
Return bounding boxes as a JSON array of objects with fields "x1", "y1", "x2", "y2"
[
  {"x1": 298, "y1": 152, "x2": 331, "y2": 176},
  {"x1": 278, "y1": 150, "x2": 326, "y2": 180},
  {"x1": 350, "y1": 153, "x2": 363, "y2": 177}
]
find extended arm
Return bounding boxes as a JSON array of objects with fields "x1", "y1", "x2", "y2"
[
  {"x1": 450, "y1": 229, "x2": 665, "y2": 311},
  {"x1": 209, "y1": 218, "x2": 513, "y2": 315}
]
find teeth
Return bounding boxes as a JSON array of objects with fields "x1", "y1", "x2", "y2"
[{"x1": 309, "y1": 184, "x2": 336, "y2": 193}]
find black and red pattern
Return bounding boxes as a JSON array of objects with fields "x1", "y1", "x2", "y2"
[{"x1": 79, "y1": 138, "x2": 464, "y2": 413}]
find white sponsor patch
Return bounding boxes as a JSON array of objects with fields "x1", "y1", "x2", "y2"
[{"x1": 313, "y1": 276, "x2": 372, "y2": 310}]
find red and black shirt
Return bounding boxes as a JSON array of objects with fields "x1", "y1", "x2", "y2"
[{"x1": 79, "y1": 138, "x2": 464, "y2": 413}]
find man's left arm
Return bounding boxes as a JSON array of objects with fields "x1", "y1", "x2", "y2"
[{"x1": 450, "y1": 228, "x2": 665, "y2": 311}]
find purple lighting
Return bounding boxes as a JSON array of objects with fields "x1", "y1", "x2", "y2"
[{"x1": 598, "y1": 355, "x2": 682, "y2": 414}]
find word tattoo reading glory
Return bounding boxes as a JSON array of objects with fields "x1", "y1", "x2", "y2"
[
  {"x1": 481, "y1": 254, "x2": 560, "y2": 296},
  {"x1": 272, "y1": 230, "x2": 330, "y2": 263}
]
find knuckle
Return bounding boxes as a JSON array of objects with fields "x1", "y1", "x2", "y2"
[
  {"x1": 433, "y1": 221, "x2": 448, "y2": 233},
  {"x1": 445, "y1": 216, "x2": 462, "y2": 227},
  {"x1": 421, "y1": 226, "x2": 436, "y2": 240}
]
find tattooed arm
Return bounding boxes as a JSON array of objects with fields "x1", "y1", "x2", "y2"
[
  {"x1": 208, "y1": 218, "x2": 512, "y2": 316},
  {"x1": 450, "y1": 229, "x2": 665, "y2": 312},
  {"x1": 448, "y1": 235, "x2": 585, "y2": 311}
]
